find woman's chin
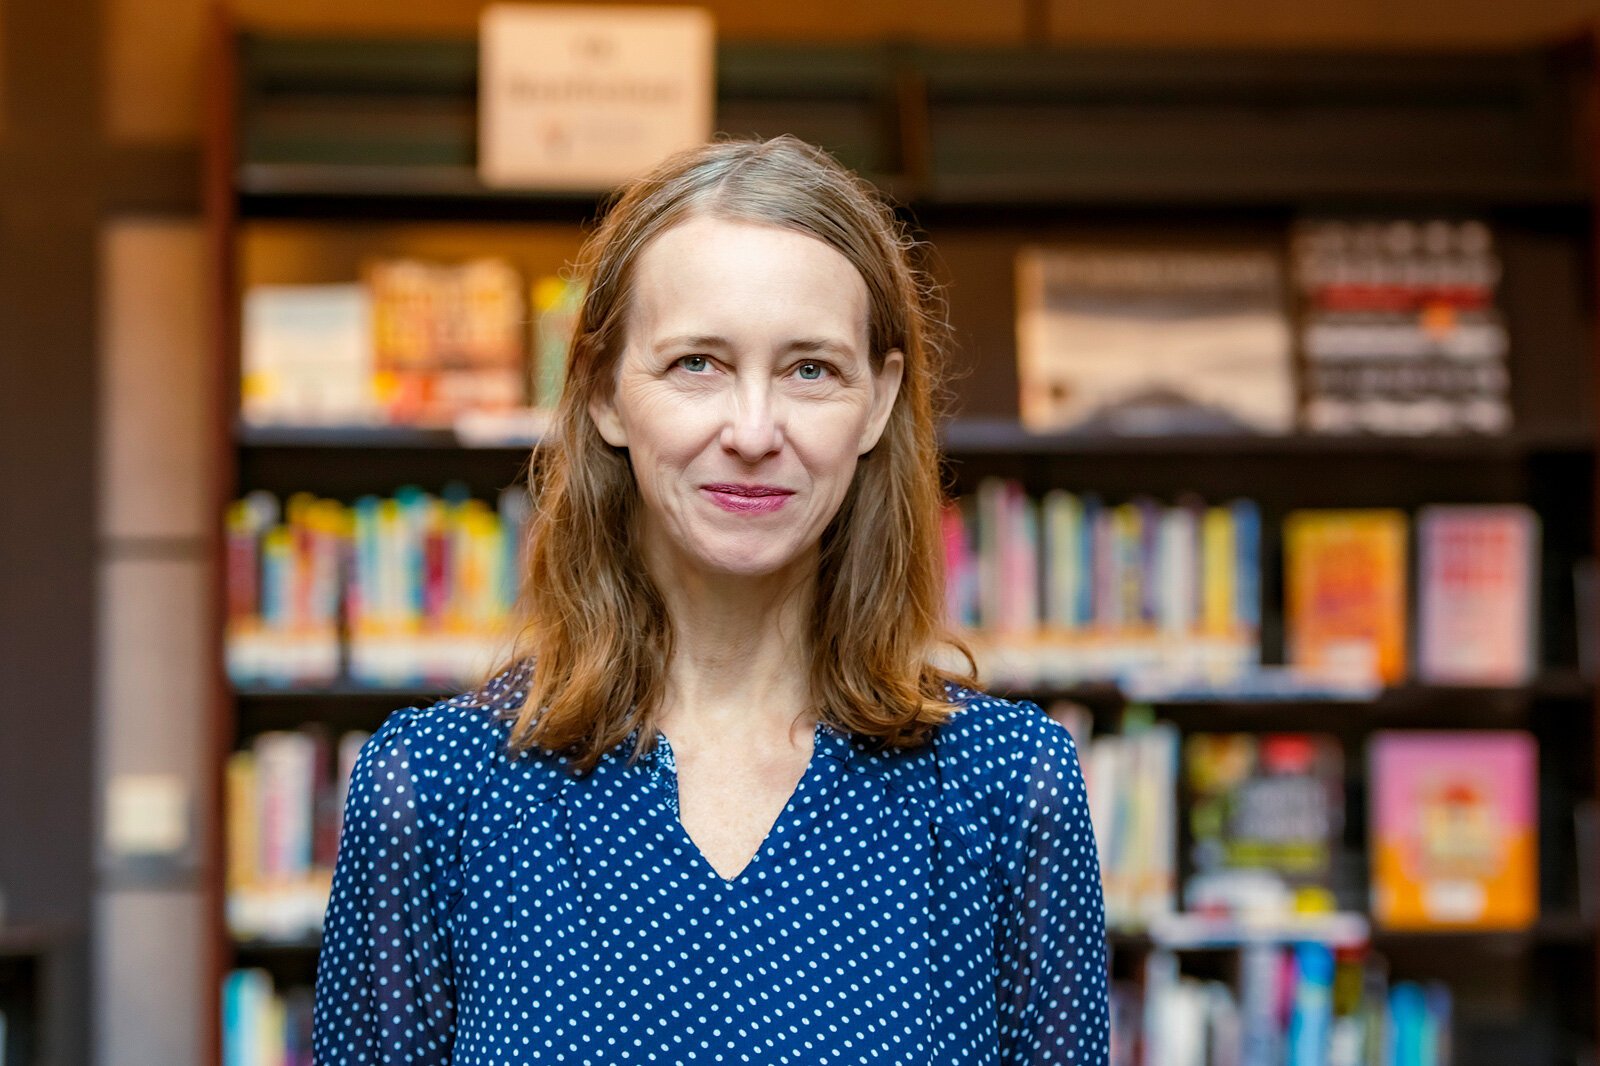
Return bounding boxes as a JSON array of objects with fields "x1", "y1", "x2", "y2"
[{"x1": 683, "y1": 541, "x2": 811, "y2": 581}]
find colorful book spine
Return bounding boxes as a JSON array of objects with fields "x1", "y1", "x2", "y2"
[
  {"x1": 225, "y1": 485, "x2": 531, "y2": 688},
  {"x1": 945, "y1": 477, "x2": 1260, "y2": 688}
]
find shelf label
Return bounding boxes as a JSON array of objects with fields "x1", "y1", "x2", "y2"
[{"x1": 478, "y1": 3, "x2": 715, "y2": 191}]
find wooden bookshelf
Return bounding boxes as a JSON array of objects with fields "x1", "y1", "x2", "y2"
[{"x1": 203, "y1": 13, "x2": 1600, "y2": 1066}]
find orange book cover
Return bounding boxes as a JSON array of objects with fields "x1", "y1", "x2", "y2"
[
  {"x1": 1369, "y1": 730, "x2": 1537, "y2": 930},
  {"x1": 1284, "y1": 509, "x2": 1408, "y2": 684}
]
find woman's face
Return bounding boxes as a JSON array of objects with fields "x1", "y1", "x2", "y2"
[{"x1": 588, "y1": 214, "x2": 904, "y2": 586}]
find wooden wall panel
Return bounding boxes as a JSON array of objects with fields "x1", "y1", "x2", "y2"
[
  {"x1": 1047, "y1": 0, "x2": 1596, "y2": 45},
  {"x1": 104, "y1": 0, "x2": 204, "y2": 142}
]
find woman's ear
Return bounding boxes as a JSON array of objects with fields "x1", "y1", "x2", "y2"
[
  {"x1": 588, "y1": 387, "x2": 628, "y2": 448},
  {"x1": 859, "y1": 348, "x2": 905, "y2": 455}
]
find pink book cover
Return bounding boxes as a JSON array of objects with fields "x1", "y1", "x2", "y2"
[
  {"x1": 1417, "y1": 504, "x2": 1539, "y2": 685},
  {"x1": 1370, "y1": 730, "x2": 1537, "y2": 930}
]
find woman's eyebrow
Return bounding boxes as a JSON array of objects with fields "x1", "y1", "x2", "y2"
[
  {"x1": 651, "y1": 335, "x2": 859, "y2": 358},
  {"x1": 653, "y1": 334, "x2": 730, "y2": 353},
  {"x1": 786, "y1": 338, "x2": 857, "y2": 358}
]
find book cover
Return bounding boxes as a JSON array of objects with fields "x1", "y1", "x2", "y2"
[
  {"x1": 1015, "y1": 245, "x2": 1295, "y2": 436},
  {"x1": 1416, "y1": 504, "x2": 1540, "y2": 685},
  {"x1": 367, "y1": 257, "x2": 526, "y2": 426},
  {"x1": 241, "y1": 283, "x2": 374, "y2": 427},
  {"x1": 1183, "y1": 732, "x2": 1344, "y2": 913},
  {"x1": 1370, "y1": 730, "x2": 1537, "y2": 930},
  {"x1": 1284, "y1": 509, "x2": 1409, "y2": 684},
  {"x1": 1293, "y1": 218, "x2": 1511, "y2": 436}
]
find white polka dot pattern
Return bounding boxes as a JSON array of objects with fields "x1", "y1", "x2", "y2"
[{"x1": 310, "y1": 661, "x2": 1110, "y2": 1063}]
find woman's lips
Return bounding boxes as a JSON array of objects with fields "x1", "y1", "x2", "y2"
[{"x1": 701, "y1": 485, "x2": 794, "y2": 513}]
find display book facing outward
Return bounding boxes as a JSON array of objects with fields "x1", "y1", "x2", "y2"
[{"x1": 205, "y1": 22, "x2": 1600, "y2": 1066}]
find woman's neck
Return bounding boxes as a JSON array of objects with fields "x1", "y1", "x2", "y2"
[{"x1": 646, "y1": 547, "x2": 819, "y2": 750}]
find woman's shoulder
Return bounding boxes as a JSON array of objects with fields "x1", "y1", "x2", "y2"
[
  {"x1": 360, "y1": 658, "x2": 560, "y2": 799},
  {"x1": 931, "y1": 680, "x2": 1081, "y2": 793}
]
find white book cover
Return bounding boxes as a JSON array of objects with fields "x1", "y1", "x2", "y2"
[
  {"x1": 241, "y1": 284, "x2": 373, "y2": 426},
  {"x1": 1016, "y1": 246, "x2": 1294, "y2": 435}
]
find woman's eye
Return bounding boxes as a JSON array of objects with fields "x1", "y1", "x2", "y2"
[
  {"x1": 676, "y1": 355, "x2": 710, "y2": 373},
  {"x1": 795, "y1": 361, "x2": 829, "y2": 381}
]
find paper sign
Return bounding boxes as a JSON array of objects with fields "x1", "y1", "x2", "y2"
[
  {"x1": 106, "y1": 773, "x2": 190, "y2": 856},
  {"x1": 478, "y1": 4, "x2": 715, "y2": 191}
]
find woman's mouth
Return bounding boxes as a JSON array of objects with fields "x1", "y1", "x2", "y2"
[{"x1": 701, "y1": 484, "x2": 794, "y2": 514}]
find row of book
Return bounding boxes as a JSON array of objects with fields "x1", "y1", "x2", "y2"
[
  {"x1": 223, "y1": 954, "x2": 1447, "y2": 1066},
  {"x1": 222, "y1": 969, "x2": 311, "y2": 1066},
  {"x1": 225, "y1": 485, "x2": 530, "y2": 687},
  {"x1": 242, "y1": 217, "x2": 1511, "y2": 442},
  {"x1": 226, "y1": 726, "x2": 369, "y2": 941},
  {"x1": 949, "y1": 478, "x2": 1540, "y2": 689},
  {"x1": 1120, "y1": 943, "x2": 1451, "y2": 1066},
  {"x1": 943, "y1": 483, "x2": 1260, "y2": 687},
  {"x1": 1018, "y1": 216, "x2": 1512, "y2": 439},
  {"x1": 224, "y1": 477, "x2": 1542, "y2": 694},
  {"x1": 241, "y1": 260, "x2": 583, "y2": 429},
  {"x1": 1057, "y1": 700, "x2": 1539, "y2": 933}
]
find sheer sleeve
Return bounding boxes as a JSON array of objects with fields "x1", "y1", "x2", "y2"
[
  {"x1": 993, "y1": 703, "x2": 1111, "y2": 1065},
  {"x1": 311, "y1": 708, "x2": 457, "y2": 1064}
]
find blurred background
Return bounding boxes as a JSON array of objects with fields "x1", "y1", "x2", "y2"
[{"x1": 2, "y1": 0, "x2": 1599, "y2": 1064}]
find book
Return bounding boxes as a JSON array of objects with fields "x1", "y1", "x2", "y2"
[
  {"x1": 1283, "y1": 509, "x2": 1409, "y2": 685},
  {"x1": 1015, "y1": 244, "x2": 1295, "y2": 436},
  {"x1": 1183, "y1": 733, "x2": 1344, "y2": 917},
  {"x1": 532, "y1": 274, "x2": 584, "y2": 409},
  {"x1": 1369, "y1": 730, "x2": 1538, "y2": 930},
  {"x1": 1415, "y1": 504, "x2": 1539, "y2": 685},
  {"x1": 241, "y1": 283, "x2": 375, "y2": 427},
  {"x1": 1292, "y1": 217, "x2": 1512, "y2": 436},
  {"x1": 367, "y1": 256, "x2": 526, "y2": 426}
]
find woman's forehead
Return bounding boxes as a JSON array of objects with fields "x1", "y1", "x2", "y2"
[{"x1": 622, "y1": 217, "x2": 871, "y2": 348}]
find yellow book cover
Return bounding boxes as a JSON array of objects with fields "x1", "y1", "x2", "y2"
[
  {"x1": 1370, "y1": 730, "x2": 1537, "y2": 930},
  {"x1": 1284, "y1": 509, "x2": 1408, "y2": 684}
]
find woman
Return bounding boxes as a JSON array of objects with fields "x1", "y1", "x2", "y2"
[{"x1": 312, "y1": 134, "x2": 1109, "y2": 1064}]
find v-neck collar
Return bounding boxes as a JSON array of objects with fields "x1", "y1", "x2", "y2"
[{"x1": 623, "y1": 719, "x2": 855, "y2": 888}]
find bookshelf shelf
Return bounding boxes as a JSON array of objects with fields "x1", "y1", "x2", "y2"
[
  {"x1": 235, "y1": 417, "x2": 1597, "y2": 459},
  {"x1": 1106, "y1": 914, "x2": 1598, "y2": 953},
  {"x1": 204, "y1": 15, "x2": 1600, "y2": 1066}
]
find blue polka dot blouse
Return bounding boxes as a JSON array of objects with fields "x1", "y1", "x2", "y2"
[{"x1": 311, "y1": 660, "x2": 1110, "y2": 1063}]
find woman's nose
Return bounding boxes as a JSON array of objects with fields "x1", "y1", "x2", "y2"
[{"x1": 720, "y1": 381, "x2": 784, "y2": 461}]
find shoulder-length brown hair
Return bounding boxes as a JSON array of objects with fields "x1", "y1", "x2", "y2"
[{"x1": 483, "y1": 134, "x2": 976, "y2": 773}]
